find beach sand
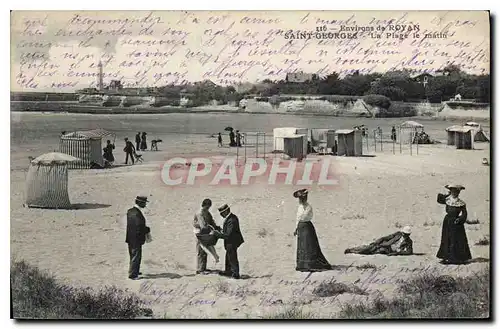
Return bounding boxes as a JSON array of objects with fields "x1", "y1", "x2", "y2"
[{"x1": 10, "y1": 112, "x2": 490, "y2": 318}]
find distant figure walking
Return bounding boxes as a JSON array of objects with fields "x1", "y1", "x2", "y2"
[
  {"x1": 294, "y1": 189, "x2": 331, "y2": 272},
  {"x1": 123, "y1": 138, "x2": 135, "y2": 165},
  {"x1": 103, "y1": 140, "x2": 115, "y2": 164},
  {"x1": 391, "y1": 126, "x2": 397, "y2": 142},
  {"x1": 135, "y1": 132, "x2": 141, "y2": 151},
  {"x1": 218, "y1": 133, "x2": 223, "y2": 147},
  {"x1": 436, "y1": 184, "x2": 472, "y2": 264},
  {"x1": 236, "y1": 130, "x2": 242, "y2": 147},
  {"x1": 229, "y1": 130, "x2": 236, "y2": 147},
  {"x1": 140, "y1": 132, "x2": 147, "y2": 151},
  {"x1": 125, "y1": 196, "x2": 151, "y2": 280}
]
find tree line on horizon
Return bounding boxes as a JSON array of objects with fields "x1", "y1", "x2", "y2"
[{"x1": 152, "y1": 64, "x2": 490, "y2": 106}]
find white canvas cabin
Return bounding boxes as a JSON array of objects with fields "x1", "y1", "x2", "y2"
[
  {"x1": 273, "y1": 127, "x2": 309, "y2": 155},
  {"x1": 464, "y1": 122, "x2": 489, "y2": 142},
  {"x1": 60, "y1": 129, "x2": 115, "y2": 169},
  {"x1": 25, "y1": 152, "x2": 81, "y2": 209},
  {"x1": 335, "y1": 129, "x2": 363, "y2": 156}
]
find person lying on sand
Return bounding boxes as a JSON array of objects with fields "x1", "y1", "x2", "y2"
[{"x1": 344, "y1": 226, "x2": 413, "y2": 256}]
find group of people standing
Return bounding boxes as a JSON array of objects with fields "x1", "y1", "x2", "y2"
[
  {"x1": 217, "y1": 129, "x2": 243, "y2": 148},
  {"x1": 124, "y1": 184, "x2": 474, "y2": 281},
  {"x1": 135, "y1": 132, "x2": 148, "y2": 151}
]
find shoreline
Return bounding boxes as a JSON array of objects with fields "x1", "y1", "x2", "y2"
[{"x1": 10, "y1": 108, "x2": 490, "y2": 123}]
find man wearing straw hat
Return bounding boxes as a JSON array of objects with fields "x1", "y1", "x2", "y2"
[
  {"x1": 217, "y1": 204, "x2": 244, "y2": 279},
  {"x1": 125, "y1": 196, "x2": 151, "y2": 280}
]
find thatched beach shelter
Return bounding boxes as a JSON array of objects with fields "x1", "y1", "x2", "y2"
[
  {"x1": 399, "y1": 120, "x2": 424, "y2": 143},
  {"x1": 60, "y1": 129, "x2": 115, "y2": 169},
  {"x1": 25, "y1": 152, "x2": 81, "y2": 209}
]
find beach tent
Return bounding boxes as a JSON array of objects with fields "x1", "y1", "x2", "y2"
[
  {"x1": 309, "y1": 128, "x2": 336, "y2": 152},
  {"x1": 445, "y1": 125, "x2": 463, "y2": 145},
  {"x1": 25, "y1": 152, "x2": 81, "y2": 209},
  {"x1": 335, "y1": 129, "x2": 363, "y2": 156},
  {"x1": 60, "y1": 129, "x2": 115, "y2": 169},
  {"x1": 283, "y1": 135, "x2": 306, "y2": 160},
  {"x1": 464, "y1": 122, "x2": 489, "y2": 142},
  {"x1": 453, "y1": 127, "x2": 474, "y2": 150},
  {"x1": 399, "y1": 120, "x2": 424, "y2": 143},
  {"x1": 273, "y1": 127, "x2": 309, "y2": 155}
]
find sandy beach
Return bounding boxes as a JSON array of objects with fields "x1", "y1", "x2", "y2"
[{"x1": 10, "y1": 112, "x2": 490, "y2": 318}]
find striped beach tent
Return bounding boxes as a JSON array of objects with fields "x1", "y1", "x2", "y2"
[
  {"x1": 25, "y1": 152, "x2": 81, "y2": 209},
  {"x1": 59, "y1": 129, "x2": 115, "y2": 169}
]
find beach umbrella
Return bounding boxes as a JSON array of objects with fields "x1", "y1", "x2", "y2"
[
  {"x1": 224, "y1": 127, "x2": 234, "y2": 131},
  {"x1": 30, "y1": 152, "x2": 81, "y2": 165},
  {"x1": 400, "y1": 120, "x2": 424, "y2": 129}
]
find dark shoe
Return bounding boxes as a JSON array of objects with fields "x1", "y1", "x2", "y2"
[
  {"x1": 196, "y1": 270, "x2": 209, "y2": 275},
  {"x1": 129, "y1": 276, "x2": 140, "y2": 280},
  {"x1": 218, "y1": 271, "x2": 231, "y2": 277},
  {"x1": 231, "y1": 274, "x2": 240, "y2": 279},
  {"x1": 138, "y1": 272, "x2": 142, "y2": 275}
]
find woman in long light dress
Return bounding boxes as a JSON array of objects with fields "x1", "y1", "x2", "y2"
[{"x1": 293, "y1": 189, "x2": 331, "y2": 272}]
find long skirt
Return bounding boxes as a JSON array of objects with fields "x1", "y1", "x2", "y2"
[
  {"x1": 140, "y1": 140, "x2": 147, "y2": 150},
  {"x1": 436, "y1": 215, "x2": 472, "y2": 263},
  {"x1": 296, "y1": 221, "x2": 331, "y2": 271}
]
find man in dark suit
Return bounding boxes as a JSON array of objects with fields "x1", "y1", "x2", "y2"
[
  {"x1": 217, "y1": 204, "x2": 244, "y2": 279},
  {"x1": 126, "y1": 196, "x2": 151, "y2": 280},
  {"x1": 124, "y1": 138, "x2": 135, "y2": 165}
]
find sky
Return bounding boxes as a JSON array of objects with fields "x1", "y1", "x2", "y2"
[{"x1": 10, "y1": 10, "x2": 490, "y2": 92}]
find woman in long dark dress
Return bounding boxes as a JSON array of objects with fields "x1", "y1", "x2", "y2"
[
  {"x1": 103, "y1": 140, "x2": 115, "y2": 163},
  {"x1": 293, "y1": 189, "x2": 331, "y2": 272},
  {"x1": 140, "y1": 132, "x2": 147, "y2": 151},
  {"x1": 436, "y1": 184, "x2": 472, "y2": 264}
]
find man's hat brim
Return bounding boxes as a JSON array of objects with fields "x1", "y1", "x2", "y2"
[
  {"x1": 293, "y1": 189, "x2": 309, "y2": 198},
  {"x1": 218, "y1": 204, "x2": 230, "y2": 212},
  {"x1": 446, "y1": 185, "x2": 465, "y2": 190}
]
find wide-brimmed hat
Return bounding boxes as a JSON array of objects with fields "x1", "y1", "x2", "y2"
[
  {"x1": 445, "y1": 184, "x2": 465, "y2": 191},
  {"x1": 293, "y1": 189, "x2": 309, "y2": 198},
  {"x1": 136, "y1": 196, "x2": 149, "y2": 203},
  {"x1": 402, "y1": 226, "x2": 412, "y2": 235},
  {"x1": 218, "y1": 204, "x2": 230, "y2": 213}
]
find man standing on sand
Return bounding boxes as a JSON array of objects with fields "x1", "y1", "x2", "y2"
[
  {"x1": 124, "y1": 138, "x2": 135, "y2": 165},
  {"x1": 126, "y1": 196, "x2": 151, "y2": 280},
  {"x1": 193, "y1": 199, "x2": 221, "y2": 274},
  {"x1": 217, "y1": 204, "x2": 244, "y2": 279},
  {"x1": 135, "y1": 132, "x2": 141, "y2": 151}
]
